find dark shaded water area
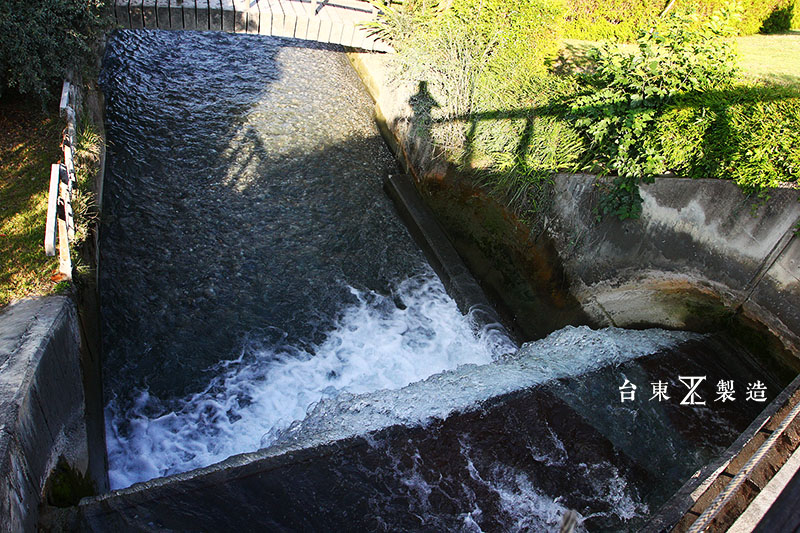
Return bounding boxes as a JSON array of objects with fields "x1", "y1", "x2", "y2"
[
  {"x1": 100, "y1": 30, "x2": 419, "y2": 398},
  {"x1": 98, "y1": 29, "x2": 795, "y2": 531}
]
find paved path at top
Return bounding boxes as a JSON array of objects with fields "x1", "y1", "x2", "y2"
[{"x1": 114, "y1": 0, "x2": 393, "y2": 52}]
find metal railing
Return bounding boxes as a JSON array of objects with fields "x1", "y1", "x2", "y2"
[
  {"x1": 310, "y1": 0, "x2": 397, "y2": 15},
  {"x1": 686, "y1": 398, "x2": 800, "y2": 532}
]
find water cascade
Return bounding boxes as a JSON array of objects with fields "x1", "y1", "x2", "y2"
[{"x1": 98, "y1": 30, "x2": 794, "y2": 530}]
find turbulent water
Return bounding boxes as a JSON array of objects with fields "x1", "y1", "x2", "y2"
[
  {"x1": 105, "y1": 272, "x2": 515, "y2": 488},
  {"x1": 99, "y1": 30, "x2": 518, "y2": 489},
  {"x1": 100, "y1": 29, "x2": 792, "y2": 532}
]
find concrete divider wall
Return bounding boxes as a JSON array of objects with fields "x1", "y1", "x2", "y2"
[{"x1": 0, "y1": 297, "x2": 88, "y2": 532}]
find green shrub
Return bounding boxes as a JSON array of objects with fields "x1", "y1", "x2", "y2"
[
  {"x1": 569, "y1": 4, "x2": 741, "y2": 219},
  {"x1": 653, "y1": 85, "x2": 800, "y2": 190},
  {"x1": 563, "y1": 0, "x2": 664, "y2": 42},
  {"x1": 760, "y1": 3, "x2": 795, "y2": 33},
  {"x1": 562, "y1": 0, "x2": 798, "y2": 41},
  {"x1": 0, "y1": 0, "x2": 108, "y2": 102}
]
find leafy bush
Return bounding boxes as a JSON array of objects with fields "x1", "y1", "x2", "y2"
[
  {"x1": 0, "y1": 0, "x2": 108, "y2": 102},
  {"x1": 652, "y1": 85, "x2": 800, "y2": 191},
  {"x1": 569, "y1": 5, "x2": 741, "y2": 219},
  {"x1": 760, "y1": 3, "x2": 795, "y2": 33}
]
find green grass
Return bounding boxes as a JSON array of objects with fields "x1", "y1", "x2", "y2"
[
  {"x1": 736, "y1": 30, "x2": 800, "y2": 86},
  {"x1": 559, "y1": 32, "x2": 800, "y2": 86},
  {"x1": 0, "y1": 92, "x2": 63, "y2": 308}
]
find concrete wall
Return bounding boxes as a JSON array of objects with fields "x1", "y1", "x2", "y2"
[
  {"x1": 0, "y1": 297, "x2": 88, "y2": 532},
  {"x1": 548, "y1": 175, "x2": 800, "y2": 355}
]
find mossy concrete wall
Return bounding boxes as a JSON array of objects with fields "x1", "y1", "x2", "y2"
[
  {"x1": 348, "y1": 51, "x2": 800, "y2": 360},
  {"x1": 548, "y1": 175, "x2": 800, "y2": 355},
  {"x1": 0, "y1": 297, "x2": 88, "y2": 532}
]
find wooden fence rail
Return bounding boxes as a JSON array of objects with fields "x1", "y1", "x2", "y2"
[{"x1": 44, "y1": 80, "x2": 80, "y2": 280}]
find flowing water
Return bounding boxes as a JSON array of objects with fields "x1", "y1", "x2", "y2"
[
  {"x1": 99, "y1": 30, "x2": 793, "y2": 531},
  {"x1": 99, "y1": 29, "x2": 515, "y2": 489}
]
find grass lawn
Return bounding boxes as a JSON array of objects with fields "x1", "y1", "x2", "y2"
[
  {"x1": 0, "y1": 92, "x2": 64, "y2": 308},
  {"x1": 736, "y1": 30, "x2": 800, "y2": 86}
]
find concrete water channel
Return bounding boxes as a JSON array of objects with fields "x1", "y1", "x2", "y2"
[{"x1": 1, "y1": 11, "x2": 800, "y2": 533}]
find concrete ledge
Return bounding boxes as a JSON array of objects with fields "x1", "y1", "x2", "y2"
[
  {"x1": 0, "y1": 297, "x2": 88, "y2": 532},
  {"x1": 384, "y1": 174, "x2": 509, "y2": 334}
]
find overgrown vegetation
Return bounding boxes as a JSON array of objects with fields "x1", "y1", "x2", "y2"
[
  {"x1": 571, "y1": 5, "x2": 743, "y2": 219},
  {"x1": 372, "y1": 0, "x2": 800, "y2": 220},
  {"x1": 563, "y1": 0, "x2": 799, "y2": 41},
  {"x1": 0, "y1": 0, "x2": 108, "y2": 103},
  {"x1": 370, "y1": 0, "x2": 565, "y2": 153},
  {"x1": 73, "y1": 116, "x2": 102, "y2": 252},
  {"x1": 653, "y1": 84, "x2": 800, "y2": 191}
]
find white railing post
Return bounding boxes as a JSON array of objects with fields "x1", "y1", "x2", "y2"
[
  {"x1": 59, "y1": 81, "x2": 71, "y2": 116},
  {"x1": 45, "y1": 164, "x2": 60, "y2": 256},
  {"x1": 57, "y1": 165, "x2": 73, "y2": 280}
]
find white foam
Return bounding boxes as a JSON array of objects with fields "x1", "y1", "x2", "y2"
[
  {"x1": 106, "y1": 271, "x2": 516, "y2": 489},
  {"x1": 107, "y1": 270, "x2": 701, "y2": 492},
  {"x1": 490, "y1": 466, "x2": 579, "y2": 532},
  {"x1": 268, "y1": 325, "x2": 702, "y2": 455}
]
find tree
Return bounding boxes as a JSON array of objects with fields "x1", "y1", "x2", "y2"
[{"x1": 0, "y1": 0, "x2": 108, "y2": 102}]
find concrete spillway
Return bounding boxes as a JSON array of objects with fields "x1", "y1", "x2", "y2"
[{"x1": 2, "y1": 22, "x2": 800, "y2": 533}]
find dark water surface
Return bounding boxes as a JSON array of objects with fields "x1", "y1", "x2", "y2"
[
  {"x1": 99, "y1": 29, "x2": 793, "y2": 531},
  {"x1": 99, "y1": 29, "x2": 516, "y2": 489},
  {"x1": 100, "y1": 30, "x2": 418, "y2": 398}
]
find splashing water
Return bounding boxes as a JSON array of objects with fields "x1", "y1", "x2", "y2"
[
  {"x1": 106, "y1": 272, "x2": 516, "y2": 489},
  {"x1": 267, "y1": 324, "x2": 702, "y2": 455}
]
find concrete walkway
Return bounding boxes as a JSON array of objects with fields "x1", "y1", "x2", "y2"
[{"x1": 114, "y1": 0, "x2": 393, "y2": 52}]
